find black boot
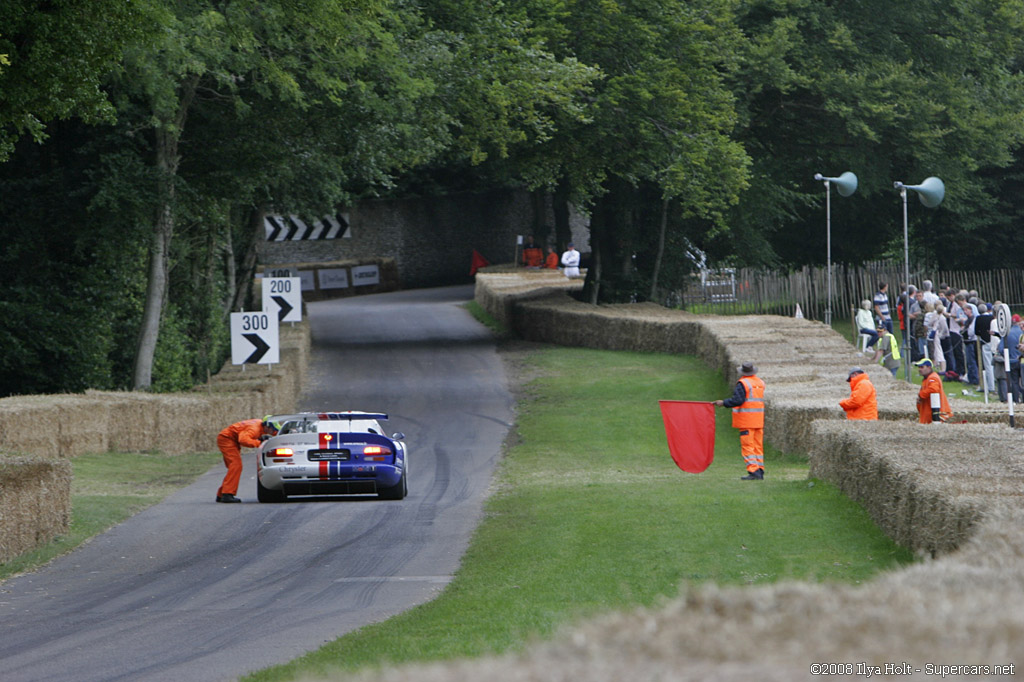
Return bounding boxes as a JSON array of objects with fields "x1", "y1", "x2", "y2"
[
  {"x1": 740, "y1": 469, "x2": 764, "y2": 481},
  {"x1": 216, "y1": 493, "x2": 242, "y2": 503}
]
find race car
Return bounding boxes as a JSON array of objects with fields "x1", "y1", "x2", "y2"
[{"x1": 256, "y1": 411, "x2": 407, "y2": 502}]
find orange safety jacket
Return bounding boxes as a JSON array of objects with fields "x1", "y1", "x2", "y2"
[
  {"x1": 545, "y1": 252, "x2": 559, "y2": 269},
  {"x1": 522, "y1": 247, "x2": 543, "y2": 267},
  {"x1": 219, "y1": 418, "x2": 265, "y2": 449},
  {"x1": 917, "y1": 372, "x2": 952, "y2": 423},
  {"x1": 731, "y1": 375, "x2": 766, "y2": 429},
  {"x1": 840, "y1": 373, "x2": 878, "y2": 420}
]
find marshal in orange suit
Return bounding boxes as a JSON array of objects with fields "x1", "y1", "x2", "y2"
[
  {"x1": 714, "y1": 361, "x2": 766, "y2": 480},
  {"x1": 839, "y1": 367, "x2": 878, "y2": 420},
  {"x1": 215, "y1": 417, "x2": 278, "y2": 503}
]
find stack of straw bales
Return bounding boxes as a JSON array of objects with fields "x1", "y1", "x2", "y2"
[
  {"x1": 0, "y1": 320, "x2": 309, "y2": 564},
  {"x1": 0, "y1": 455, "x2": 71, "y2": 563},
  {"x1": 379, "y1": 270, "x2": 1024, "y2": 682}
]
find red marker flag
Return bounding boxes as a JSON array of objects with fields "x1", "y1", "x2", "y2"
[
  {"x1": 659, "y1": 400, "x2": 716, "y2": 473},
  {"x1": 469, "y1": 249, "x2": 490, "y2": 275}
]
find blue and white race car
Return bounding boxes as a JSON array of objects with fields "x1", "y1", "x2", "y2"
[{"x1": 256, "y1": 411, "x2": 407, "y2": 502}]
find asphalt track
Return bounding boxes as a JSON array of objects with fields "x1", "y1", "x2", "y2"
[{"x1": 0, "y1": 285, "x2": 514, "y2": 682}]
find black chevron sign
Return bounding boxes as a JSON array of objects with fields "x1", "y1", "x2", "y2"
[
  {"x1": 271, "y1": 295, "x2": 293, "y2": 321},
  {"x1": 264, "y1": 212, "x2": 351, "y2": 240},
  {"x1": 242, "y1": 333, "x2": 271, "y2": 364}
]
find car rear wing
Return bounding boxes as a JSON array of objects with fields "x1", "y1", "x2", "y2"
[
  {"x1": 265, "y1": 412, "x2": 389, "y2": 424},
  {"x1": 318, "y1": 412, "x2": 389, "y2": 421}
]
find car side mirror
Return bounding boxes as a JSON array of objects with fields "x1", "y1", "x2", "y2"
[{"x1": 392, "y1": 432, "x2": 405, "y2": 440}]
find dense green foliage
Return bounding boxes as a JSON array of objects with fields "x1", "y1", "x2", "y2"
[{"x1": 2, "y1": 0, "x2": 1024, "y2": 394}]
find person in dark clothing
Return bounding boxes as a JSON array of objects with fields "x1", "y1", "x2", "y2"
[{"x1": 975, "y1": 303, "x2": 995, "y2": 393}]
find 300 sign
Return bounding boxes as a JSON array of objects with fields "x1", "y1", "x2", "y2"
[{"x1": 239, "y1": 313, "x2": 271, "y2": 331}]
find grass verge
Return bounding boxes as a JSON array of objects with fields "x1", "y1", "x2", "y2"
[
  {"x1": 464, "y1": 300, "x2": 508, "y2": 336},
  {"x1": 245, "y1": 345, "x2": 913, "y2": 682},
  {"x1": 0, "y1": 451, "x2": 220, "y2": 581}
]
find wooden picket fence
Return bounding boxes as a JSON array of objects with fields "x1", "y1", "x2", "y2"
[{"x1": 681, "y1": 261, "x2": 1024, "y2": 324}]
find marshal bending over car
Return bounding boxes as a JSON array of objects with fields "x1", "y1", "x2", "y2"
[{"x1": 256, "y1": 411, "x2": 407, "y2": 502}]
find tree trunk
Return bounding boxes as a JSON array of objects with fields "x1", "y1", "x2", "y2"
[
  {"x1": 553, "y1": 177, "x2": 571, "y2": 251},
  {"x1": 231, "y1": 205, "x2": 265, "y2": 314},
  {"x1": 223, "y1": 213, "x2": 237, "y2": 318},
  {"x1": 132, "y1": 132, "x2": 176, "y2": 390},
  {"x1": 649, "y1": 196, "x2": 669, "y2": 302},
  {"x1": 131, "y1": 76, "x2": 199, "y2": 390},
  {"x1": 584, "y1": 196, "x2": 607, "y2": 305}
]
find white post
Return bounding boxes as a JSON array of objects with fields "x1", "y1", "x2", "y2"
[
  {"x1": 825, "y1": 180, "x2": 832, "y2": 327},
  {"x1": 901, "y1": 187, "x2": 912, "y2": 382},
  {"x1": 1005, "y1": 347, "x2": 1015, "y2": 426}
]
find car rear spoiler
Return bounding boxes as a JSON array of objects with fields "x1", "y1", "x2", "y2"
[{"x1": 266, "y1": 412, "x2": 389, "y2": 424}]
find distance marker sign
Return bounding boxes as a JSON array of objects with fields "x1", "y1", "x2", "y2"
[
  {"x1": 995, "y1": 303, "x2": 1012, "y2": 338},
  {"x1": 230, "y1": 311, "x2": 280, "y2": 365},
  {"x1": 262, "y1": 276, "x2": 302, "y2": 323}
]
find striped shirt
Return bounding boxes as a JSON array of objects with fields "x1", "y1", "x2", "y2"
[{"x1": 873, "y1": 290, "x2": 891, "y2": 321}]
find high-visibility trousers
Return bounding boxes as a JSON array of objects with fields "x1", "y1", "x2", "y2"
[
  {"x1": 738, "y1": 428, "x2": 764, "y2": 473},
  {"x1": 216, "y1": 434, "x2": 244, "y2": 497}
]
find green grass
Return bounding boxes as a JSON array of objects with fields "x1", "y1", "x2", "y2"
[
  {"x1": 245, "y1": 347, "x2": 913, "y2": 682},
  {"x1": 464, "y1": 300, "x2": 508, "y2": 336},
  {"x1": 0, "y1": 451, "x2": 220, "y2": 581}
]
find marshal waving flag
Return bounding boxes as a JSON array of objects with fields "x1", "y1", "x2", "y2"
[{"x1": 659, "y1": 400, "x2": 716, "y2": 473}]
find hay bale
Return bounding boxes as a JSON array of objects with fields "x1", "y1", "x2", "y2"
[
  {"x1": 0, "y1": 399, "x2": 61, "y2": 458},
  {"x1": 0, "y1": 454, "x2": 72, "y2": 563}
]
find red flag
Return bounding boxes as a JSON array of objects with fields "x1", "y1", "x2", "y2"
[
  {"x1": 659, "y1": 400, "x2": 716, "y2": 473},
  {"x1": 470, "y1": 249, "x2": 490, "y2": 275}
]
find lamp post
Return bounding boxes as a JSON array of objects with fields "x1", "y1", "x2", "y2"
[
  {"x1": 813, "y1": 172, "x2": 857, "y2": 326},
  {"x1": 892, "y1": 177, "x2": 944, "y2": 383}
]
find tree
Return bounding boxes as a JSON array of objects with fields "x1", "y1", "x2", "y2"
[
  {"x1": 512, "y1": 0, "x2": 751, "y2": 303},
  {"x1": 108, "y1": 0, "x2": 443, "y2": 389},
  {"x1": 709, "y1": 0, "x2": 1024, "y2": 270},
  {"x1": 0, "y1": 1, "x2": 156, "y2": 161}
]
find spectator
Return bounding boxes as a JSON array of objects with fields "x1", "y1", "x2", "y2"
[
  {"x1": 561, "y1": 242, "x2": 581, "y2": 278},
  {"x1": 962, "y1": 300, "x2": 979, "y2": 386},
  {"x1": 997, "y1": 313, "x2": 1023, "y2": 403},
  {"x1": 921, "y1": 279, "x2": 941, "y2": 306},
  {"x1": 873, "y1": 323, "x2": 902, "y2": 377},
  {"x1": 840, "y1": 367, "x2": 878, "y2": 420},
  {"x1": 873, "y1": 282, "x2": 893, "y2": 333},
  {"x1": 855, "y1": 299, "x2": 878, "y2": 350},
  {"x1": 947, "y1": 293, "x2": 968, "y2": 378},
  {"x1": 929, "y1": 303, "x2": 949, "y2": 373},
  {"x1": 976, "y1": 303, "x2": 996, "y2": 393},
  {"x1": 912, "y1": 293, "x2": 929, "y2": 360},
  {"x1": 896, "y1": 282, "x2": 909, "y2": 334}
]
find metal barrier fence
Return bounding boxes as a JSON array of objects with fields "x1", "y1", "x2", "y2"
[{"x1": 681, "y1": 261, "x2": 1024, "y2": 322}]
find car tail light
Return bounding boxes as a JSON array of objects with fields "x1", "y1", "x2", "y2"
[
  {"x1": 271, "y1": 448, "x2": 294, "y2": 462},
  {"x1": 362, "y1": 445, "x2": 391, "y2": 461}
]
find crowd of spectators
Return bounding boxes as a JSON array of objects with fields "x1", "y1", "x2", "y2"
[{"x1": 865, "y1": 280, "x2": 1024, "y2": 403}]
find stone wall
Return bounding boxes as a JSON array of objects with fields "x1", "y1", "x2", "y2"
[
  {"x1": 259, "y1": 190, "x2": 591, "y2": 289},
  {"x1": 260, "y1": 190, "x2": 534, "y2": 289}
]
